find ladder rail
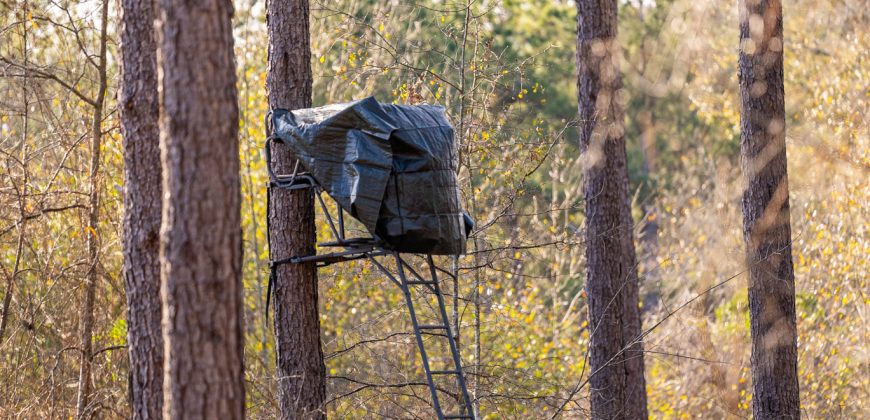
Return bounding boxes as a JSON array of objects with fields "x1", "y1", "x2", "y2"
[
  {"x1": 398, "y1": 258, "x2": 438, "y2": 294},
  {"x1": 427, "y1": 255, "x2": 475, "y2": 417},
  {"x1": 394, "y1": 252, "x2": 475, "y2": 419},
  {"x1": 394, "y1": 252, "x2": 446, "y2": 419}
]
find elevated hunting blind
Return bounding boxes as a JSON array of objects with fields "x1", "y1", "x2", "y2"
[
  {"x1": 268, "y1": 96, "x2": 473, "y2": 254},
  {"x1": 265, "y1": 97, "x2": 476, "y2": 419}
]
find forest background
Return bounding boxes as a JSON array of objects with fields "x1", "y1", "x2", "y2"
[{"x1": 0, "y1": 0, "x2": 867, "y2": 418}]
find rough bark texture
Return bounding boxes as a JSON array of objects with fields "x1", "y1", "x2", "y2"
[
  {"x1": 75, "y1": 1, "x2": 109, "y2": 417},
  {"x1": 737, "y1": 1, "x2": 800, "y2": 418},
  {"x1": 265, "y1": 0, "x2": 327, "y2": 418},
  {"x1": 576, "y1": 1, "x2": 648, "y2": 418},
  {"x1": 120, "y1": 0, "x2": 162, "y2": 417},
  {"x1": 156, "y1": 0, "x2": 245, "y2": 418}
]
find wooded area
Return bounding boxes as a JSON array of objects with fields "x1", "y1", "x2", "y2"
[{"x1": 0, "y1": 0, "x2": 867, "y2": 418}]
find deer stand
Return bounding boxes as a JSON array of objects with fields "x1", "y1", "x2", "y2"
[{"x1": 266, "y1": 163, "x2": 475, "y2": 420}]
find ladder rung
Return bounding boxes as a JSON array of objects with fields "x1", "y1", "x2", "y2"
[
  {"x1": 444, "y1": 415, "x2": 472, "y2": 419},
  {"x1": 406, "y1": 280, "x2": 437, "y2": 285},
  {"x1": 429, "y1": 370, "x2": 459, "y2": 375},
  {"x1": 418, "y1": 324, "x2": 448, "y2": 330}
]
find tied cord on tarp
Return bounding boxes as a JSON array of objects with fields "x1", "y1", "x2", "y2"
[
  {"x1": 264, "y1": 116, "x2": 314, "y2": 320},
  {"x1": 264, "y1": 112, "x2": 303, "y2": 321},
  {"x1": 264, "y1": 117, "x2": 278, "y2": 320},
  {"x1": 265, "y1": 178, "x2": 274, "y2": 320}
]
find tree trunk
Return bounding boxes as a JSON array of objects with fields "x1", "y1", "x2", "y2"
[
  {"x1": 737, "y1": 1, "x2": 800, "y2": 418},
  {"x1": 575, "y1": 0, "x2": 648, "y2": 418},
  {"x1": 75, "y1": 0, "x2": 109, "y2": 417},
  {"x1": 265, "y1": 0, "x2": 327, "y2": 418},
  {"x1": 156, "y1": 0, "x2": 245, "y2": 418},
  {"x1": 119, "y1": 0, "x2": 162, "y2": 416}
]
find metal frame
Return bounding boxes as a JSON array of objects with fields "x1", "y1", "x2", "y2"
[{"x1": 266, "y1": 140, "x2": 475, "y2": 419}]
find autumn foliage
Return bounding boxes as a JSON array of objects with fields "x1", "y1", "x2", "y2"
[{"x1": 0, "y1": 0, "x2": 866, "y2": 418}]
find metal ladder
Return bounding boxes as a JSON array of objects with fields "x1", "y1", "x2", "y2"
[{"x1": 369, "y1": 253, "x2": 475, "y2": 419}]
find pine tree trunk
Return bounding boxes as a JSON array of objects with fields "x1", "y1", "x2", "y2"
[
  {"x1": 265, "y1": 0, "x2": 327, "y2": 418},
  {"x1": 119, "y1": 0, "x2": 162, "y2": 416},
  {"x1": 737, "y1": 1, "x2": 800, "y2": 418},
  {"x1": 575, "y1": 0, "x2": 648, "y2": 418},
  {"x1": 156, "y1": 0, "x2": 245, "y2": 418}
]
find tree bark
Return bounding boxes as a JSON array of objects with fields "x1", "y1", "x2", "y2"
[
  {"x1": 737, "y1": 1, "x2": 800, "y2": 418},
  {"x1": 575, "y1": 0, "x2": 648, "y2": 418},
  {"x1": 265, "y1": 0, "x2": 327, "y2": 418},
  {"x1": 156, "y1": 0, "x2": 245, "y2": 418},
  {"x1": 119, "y1": 0, "x2": 162, "y2": 416},
  {"x1": 75, "y1": 0, "x2": 109, "y2": 417}
]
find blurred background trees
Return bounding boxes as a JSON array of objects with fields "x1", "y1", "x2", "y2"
[{"x1": 0, "y1": 0, "x2": 867, "y2": 418}]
